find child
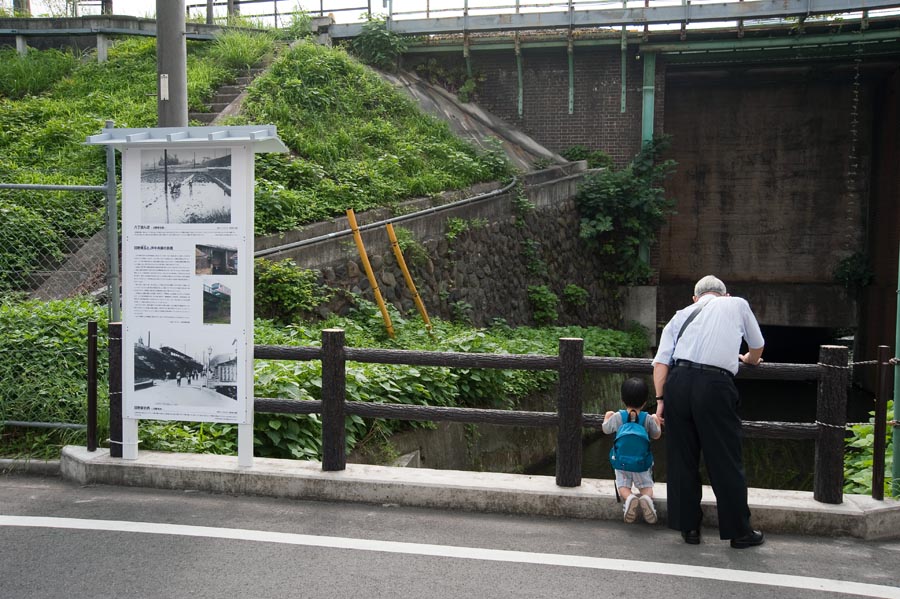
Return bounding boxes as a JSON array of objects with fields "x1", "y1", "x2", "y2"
[{"x1": 602, "y1": 377, "x2": 662, "y2": 524}]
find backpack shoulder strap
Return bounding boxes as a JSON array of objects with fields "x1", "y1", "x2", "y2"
[{"x1": 676, "y1": 304, "x2": 704, "y2": 345}]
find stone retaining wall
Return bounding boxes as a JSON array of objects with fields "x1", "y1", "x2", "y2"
[{"x1": 257, "y1": 164, "x2": 623, "y2": 328}]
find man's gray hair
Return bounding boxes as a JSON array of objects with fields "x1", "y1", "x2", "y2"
[{"x1": 694, "y1": 275, "x2": 727, "y2": 297}]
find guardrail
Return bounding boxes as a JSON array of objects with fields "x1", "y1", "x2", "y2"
[{"x1": 101, "y1": 323, "x2": 855, "y2": 504}]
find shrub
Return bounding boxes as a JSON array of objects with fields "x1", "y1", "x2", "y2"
[
  {"x1": 527, "y1": 285, "x2": 558, "y2": 325},
  {"x1": 561, "y1": 145, "x2": 613, "y2": 169},
  {"x1": 575, "y1": 136, "x2": 676, "y2": 285},
  {"x1": 347, "y1": 17, "x2": 408, "y2": 72},
  {"x1": 254, "y1": 258, "x2": 333, "y2": 322},
  {"x1": 562, "y1": 284, "x2": 589, "y2": 308}
]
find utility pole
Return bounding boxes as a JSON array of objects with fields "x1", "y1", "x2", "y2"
[{"x1": 156, "y1": 0, "x2": 188, "y2": 127}]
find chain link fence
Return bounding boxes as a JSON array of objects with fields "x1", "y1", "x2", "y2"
[{"x1": 0, "y1": 170, "x2": 117, "y2": 308}]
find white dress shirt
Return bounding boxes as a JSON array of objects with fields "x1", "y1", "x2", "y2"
[{"x1": 652, "y1": 294, "x2": 765, "y2": 376}]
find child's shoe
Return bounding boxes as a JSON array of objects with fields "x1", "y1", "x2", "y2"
[
  {"x1": 639, "y1": 494, "x2": 657, "y2": 524},
  {"x1": 623, "y1": 494, "x2": 639, "y2": 523}
]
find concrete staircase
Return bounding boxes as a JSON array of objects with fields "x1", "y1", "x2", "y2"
[{"x1": 189, "y1": 67, "x2": 266, "y2": 125}]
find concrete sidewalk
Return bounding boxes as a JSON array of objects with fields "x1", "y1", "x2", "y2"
[{"x1": 17, "y1": 445, "x2": 893, "y2": 541}]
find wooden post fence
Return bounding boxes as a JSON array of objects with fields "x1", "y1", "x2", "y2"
[
  {"x1": 321, "y1": 328, "x2": 347, "y2": 471},
  {"x1": 813, "y1": 345, "x2": 849, "y2": 504},
  {"x1": 556, "y1": 337, "x2": 583, "y2": 487},
  {"x1": 98, "y1": 327, "x2": 861, "y2": 503}
]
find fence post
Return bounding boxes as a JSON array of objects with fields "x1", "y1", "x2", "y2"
[
  {"x1": 813, "y1": 345, "x2": 849, "y2": 503},
  {"x1": 108, "y1": 322, "x2": 123, "y2": 458},
  {"x1": 556, "y1": 337, "x2": 583, "y2": 487},
  {"x1": 321, "y1": 328, "x2": 346, "y2": 471},
  {"x1": 87, "y1": 321, "x2": 98, "y2": 452},
  {"x1": 873, "y1": 345, "x2": 891, "y2": 500}
]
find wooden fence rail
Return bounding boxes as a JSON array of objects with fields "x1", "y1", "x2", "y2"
[{"x1": 105, "y1": 325, "x2": 850, "y2": 504}]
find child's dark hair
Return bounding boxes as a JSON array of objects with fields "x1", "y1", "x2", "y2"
[{"x1": 621, "y1": 377, "x2": 648, "y2": 409}]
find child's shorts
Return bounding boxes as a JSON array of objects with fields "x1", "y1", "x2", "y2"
[{"x1": 615, "y1": 468, "x2": 654, "y2": 490}]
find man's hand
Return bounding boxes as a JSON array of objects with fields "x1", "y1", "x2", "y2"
[{"x1": 740, "y1": 348, "x2": 764, "y2": 366}]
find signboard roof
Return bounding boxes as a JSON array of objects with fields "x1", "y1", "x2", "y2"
[{"x1": 85, "y1": 125, "x2": 288, "y2": 153}]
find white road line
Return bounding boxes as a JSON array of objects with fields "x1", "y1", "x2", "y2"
[{"x1": 2, "y1": 515, "x2": 898, "y2": 598}]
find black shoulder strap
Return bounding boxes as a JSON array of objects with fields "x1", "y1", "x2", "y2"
[{"x1": 675, "y1": 304, "x2": 704, "y2": 345}]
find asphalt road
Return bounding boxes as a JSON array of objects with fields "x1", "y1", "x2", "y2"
[{"x1": 1, "y1": 473, "x2": 899, "y2": 599}]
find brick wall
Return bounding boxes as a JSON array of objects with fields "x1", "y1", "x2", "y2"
[{"x1": 406, "y1": 45, "x2": 663, "y2": 168}]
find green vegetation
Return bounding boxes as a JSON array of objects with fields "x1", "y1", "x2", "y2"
[
  {"x1": 346, "y1": 16, "x2": 408, "y2": 72},
  {"x1": 445, "y1": 217, "x2": 487, "y2": 242},
  {"x1": 0, "y1": 48, "x2": 79, "y2": 99},
  {"x1": 844, "y1": 401, "x2": 893, "y2": 496},
  {"x1": 833, "y1": 251, "x2": 873, "y2": 296},
  {"x1": 574, "y1": 136, "x2": 677, "y2": 285},
  {"x1": 245, "y1": 42, "x2": 510, "y2": 235},
  {"x1": 562, "y1": 284, "x2": 589, "y2": 308},
  {"x1": 527, "y1": 285, "x2": 558, "y2": 325},
  {"x1": 0, "y1": 298, "x2": 109, "y2": 459},
  {"x1": 0, "y1": 294, "x2": 649, "y2": 460},
  {"x1": 561, "y1": 145, "x2": 613, "y2": 169},
  {"x1": 207, "y1": 29, "x2": 276, "y2": 71},
  {"x1": 0, "y1": 32, "x2": 509, "y2": 293},
  {"x1": 414, "y1": 57, "x2": 484, "y2": 103},
  {"x1": 0, "y1": 36, "x2": 266, "y2": 290},
  {"x1": 254, "y1": 258, "x2": 333, "y2": 323}
]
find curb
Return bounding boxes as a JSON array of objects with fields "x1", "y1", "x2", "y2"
[
  {"x1": 0, "y1": 457, "x2": 62, "y2": 476},
  {"x1": 57, "y1": 445, "x2": 900, "y2": 540}
]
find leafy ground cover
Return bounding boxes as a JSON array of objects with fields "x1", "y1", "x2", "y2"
[{"x1": 0, "y1": 295, "x2": 647, "y2": 460}]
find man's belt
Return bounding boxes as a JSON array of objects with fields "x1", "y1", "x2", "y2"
[{"x1": 674, "y1": 359, "x2": 733, "y2": 377}]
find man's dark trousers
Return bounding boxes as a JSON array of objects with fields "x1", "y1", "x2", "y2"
[{"x1": 664, "y1": 366, "x2": 752, "y2": 539}]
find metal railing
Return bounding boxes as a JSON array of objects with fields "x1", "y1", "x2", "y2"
[{"x1": 103, "y1": 323, "x2": 860, "y2": 504}]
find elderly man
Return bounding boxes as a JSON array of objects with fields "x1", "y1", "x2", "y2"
[{"x1": 652, "y1": 275, "x2": 765, "y2": 549}]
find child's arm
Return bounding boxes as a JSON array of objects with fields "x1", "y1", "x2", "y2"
[
  {"x1": 647, "y1": 414, "x2": 662, "y2": 440},
  {"x1": 601, "y1": 411, "x2": 619, "y2": 435}
]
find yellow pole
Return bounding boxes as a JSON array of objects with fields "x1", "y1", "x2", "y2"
[
  {"x1": 386, "y1": 223, "x2": 433, "y2": 333},
  {"x1": 346, "y1": 209, "x2": 394, "y2": 338}
]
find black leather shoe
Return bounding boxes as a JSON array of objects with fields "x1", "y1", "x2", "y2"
[
  {"x1": 730, "y1": 530, "x2": 765, "y2": 549},
  {"x1": 681, "y1": 529, "x2": 701, "y2": 545}
]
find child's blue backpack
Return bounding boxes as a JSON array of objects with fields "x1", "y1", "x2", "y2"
[{"x1": 609, "y1": 409, "x2": 653, "y2": 472}]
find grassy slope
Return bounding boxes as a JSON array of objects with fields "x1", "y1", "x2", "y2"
[{"x1": 0, "y1": 34, "x2": 508, "y2": 290}]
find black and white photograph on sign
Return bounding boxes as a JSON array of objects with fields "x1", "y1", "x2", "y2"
[
  {"x1": 202, "y1": 280, "x2": 232, "y2": 325},
  {"x1": 140, "y1": 149, "x2": 232, "y2": 224},
  {"x1": 195, "y1": 244, "x2": 238, "y2": 275},
  {"x1": 133, "y1": 330, "x2": 239, "y2": 401}
]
